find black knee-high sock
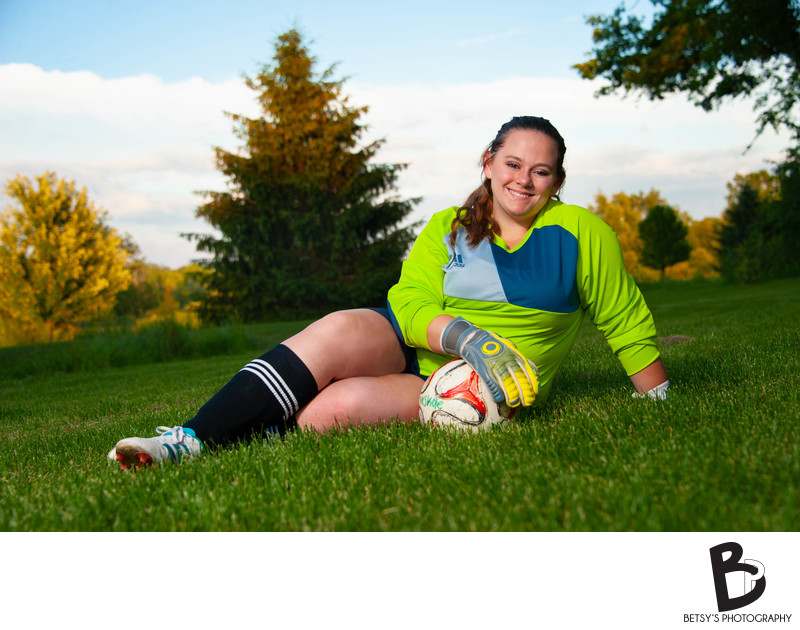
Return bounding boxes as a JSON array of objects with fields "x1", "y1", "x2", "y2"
[{"x1": 184, "y1": 344, "x2": 318, "y2": 446}]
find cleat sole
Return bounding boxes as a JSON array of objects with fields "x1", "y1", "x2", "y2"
[
  {"x1": 136, "y1": 452, "x2": 153, "y2": 467},
  {"x1": 114, "y1": 449, "x2": 155, "y2": 470}
]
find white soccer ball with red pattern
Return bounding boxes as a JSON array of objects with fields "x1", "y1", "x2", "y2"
[{"x1": 418, "y1": 359, "x2": 516, "y2": 433}]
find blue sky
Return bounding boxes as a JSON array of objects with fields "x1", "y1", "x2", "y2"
[
  {"x1": 0, "y1": 0, "x2": 791, "y2": 267},
  {"x1": 0, "y1": 0, "x2": 600, "y2": 83}
]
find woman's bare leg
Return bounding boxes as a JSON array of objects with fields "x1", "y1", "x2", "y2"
[
  {"x1": 175, "y1": 308, "x2": 414, "y2": 445},
  {"x1": 285, "y1": 309, "x2": 424, "y2": 432},
  {"x1": 283, "y1": 309, "x2": 410, "y2": 388},
  {"x1": 110, "y1": 309, "x2": 422, "y2": 466},
  {"x1": 296, "y1": 373, "x2": 425, "y2": 433}
]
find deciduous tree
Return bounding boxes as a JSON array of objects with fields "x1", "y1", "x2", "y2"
[
  {"x1": 185, "y1": 29, "x2": 419, "y2": 323},
  {"x1": 0, "y1": 173, "x2": 131, "y2": 341},
  {"x1": 725, "y1": 170, "x2": 781, "y2": 208},
  {"x1": 667, "y1": 217, "x2": 721, "y2": 279},
  {"x1": 588, "y1": 189, "x2": 667, "y2": 281},
  {"x1": 718, "y1": 160, "x2": 800, "y2": 282},
  {"x1": 574, "y1": 0, "x2": 800, "y2": 145}
]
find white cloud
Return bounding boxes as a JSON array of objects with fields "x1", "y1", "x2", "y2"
[
  {"x1": 0, "y1": 64, "x2": 258, "y2": 267},
  {"x1": 0, "y1": 63, "x2": 254, "y2": 129},
  {"x1": 352, "y1": 77, "x2": 790, "y2": 224},
  {"x1": 0, "y1": 64, "x2": 792, "y2": 268}
]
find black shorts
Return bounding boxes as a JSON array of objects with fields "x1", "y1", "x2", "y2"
[{"x1": 368, "y1": 307, "x2": 425, "y2": 379}]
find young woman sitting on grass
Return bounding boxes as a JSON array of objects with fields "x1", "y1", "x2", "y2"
[{"x1": 108, "y1": 115, "x2": 669, "y2": 469}]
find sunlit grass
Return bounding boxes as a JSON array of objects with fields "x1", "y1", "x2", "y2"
[{"x1": 1, "y1": 278, "x2": 798, "y2": 531}]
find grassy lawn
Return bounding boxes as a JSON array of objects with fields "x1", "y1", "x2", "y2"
[{"x1": 1, "y1": 278, "x2": 798, "y2": 531}]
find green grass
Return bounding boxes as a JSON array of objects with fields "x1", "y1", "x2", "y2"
[{"x1": 1, "y1": 278, "x2": 798, "y2": 531}]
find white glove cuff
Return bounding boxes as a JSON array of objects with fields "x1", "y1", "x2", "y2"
[{"x1": 632, "y1": 380, "x2": 670, "y2": 401}]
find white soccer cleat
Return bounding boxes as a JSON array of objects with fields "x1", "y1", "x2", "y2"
[{"x1": 110, "y1": 426, "x2": 204, "y2": 470}]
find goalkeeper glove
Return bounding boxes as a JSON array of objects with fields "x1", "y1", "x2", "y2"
[{"x1": 441, "y1": 317, "x2": 539, "y2": 407}]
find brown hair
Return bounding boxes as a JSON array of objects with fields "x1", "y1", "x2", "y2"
[{"x1": 450, "y1": 116, "x2": 567, "y2": 246}]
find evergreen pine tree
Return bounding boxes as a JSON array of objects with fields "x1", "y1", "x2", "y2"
[
  {"x1": 716, "y1": 184, "x2": 763, "y2": 283},
  {"x1": 768, "y1": 148, "x2": 800, "y2": 279},
  {"x1": 637, "y1": 204, "x2": 691, "y2": 280},
  {"x1": 185, "y1": 30, "x2": 419, "y2": 323}
]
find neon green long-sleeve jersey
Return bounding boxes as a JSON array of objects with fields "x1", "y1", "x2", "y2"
[{"x1": 387, "y1": 200, "x2": 661, "y2": 405}]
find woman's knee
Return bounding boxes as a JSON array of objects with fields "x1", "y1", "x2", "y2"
[
  {"x1": 297, "y1": 374, "x2": 424, "y2": 433},
  {"x1": 285, "y1": 309, "x2": 406, "y2": 382},
  {"x1": 311, "y1": 309, "x2": 390, "y2": 339},
  {"x1": 296, "y1": 381, "x2": 371, "y2": 432}
]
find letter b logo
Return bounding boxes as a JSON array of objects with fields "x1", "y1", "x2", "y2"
[{"x1": 709, "y1": 542, "x2": 766, "y2": 612}]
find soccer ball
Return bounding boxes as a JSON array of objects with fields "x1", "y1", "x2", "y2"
[{"x1": 418, "y1": 359, "x2": 516, "y2": 433}]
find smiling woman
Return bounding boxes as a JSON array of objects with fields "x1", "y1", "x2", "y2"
[
  {"x1": 391, "y1": 115, "x2": 668, "y2": 405},
  {"x1": 478, "y1": 117, "x2": 567, "y2": 248}
]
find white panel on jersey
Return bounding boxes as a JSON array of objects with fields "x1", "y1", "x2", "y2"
[{"x1": 441, "y1": 229, "x2": 509, "y2": 303}]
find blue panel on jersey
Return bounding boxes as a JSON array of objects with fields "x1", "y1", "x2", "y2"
[{"x1": 492, "y1": 225, "x2": 580, "y2": 313}]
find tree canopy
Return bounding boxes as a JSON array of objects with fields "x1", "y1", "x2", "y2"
[
  {"x1": 717, "y1": 157, "x2": 800, "y2": 282},
  {"x1": 589, "y1": 189, "x2": 667, "y2": 281},
  {"x1": 574, "y1": 0, "x2": 800, "y2": 144},
  {"x1": 675, "y1": 217, "x2": 721, "y2": 280},
  {"x1": 186, "y1": 29, "x2": 419, "y2": 323},
  {"x1": 589, "y1": 189, "x2": 718, "y2": 281},
  {"x1": 0, "y1": 173, "x2": 131, "y2": 341}
]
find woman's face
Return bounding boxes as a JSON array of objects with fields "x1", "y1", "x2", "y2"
[{"x1": 483, "y1": 129, "x2": 563, "y2": 229}]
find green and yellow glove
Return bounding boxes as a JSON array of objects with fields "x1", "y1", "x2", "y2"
[{"x1": 441, "y1": 317, "x2": 539, "y2": 407}]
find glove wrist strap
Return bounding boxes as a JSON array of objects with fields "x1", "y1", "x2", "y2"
[{"x1": 441, "y1": 317, "x2": 473, "y2": 355}]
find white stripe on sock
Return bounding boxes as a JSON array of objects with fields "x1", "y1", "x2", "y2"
[
  {"x1": 239, "y1": 360, "x2": 298, "y2": 418},
  {"x1": 240, "y1": 366, "x2": 293, "y2": 417},
  {"x1": 255, "y1": 359, "x2": 301, "y2": 410}
]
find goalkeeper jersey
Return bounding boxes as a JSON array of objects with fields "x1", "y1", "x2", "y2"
[{"x1": 387, "y1": 200, "x2": 660, "y2": 405}]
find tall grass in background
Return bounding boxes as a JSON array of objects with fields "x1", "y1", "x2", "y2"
[{"x1": 0, "y1": 317, "x2": 312, "y2": 380}]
